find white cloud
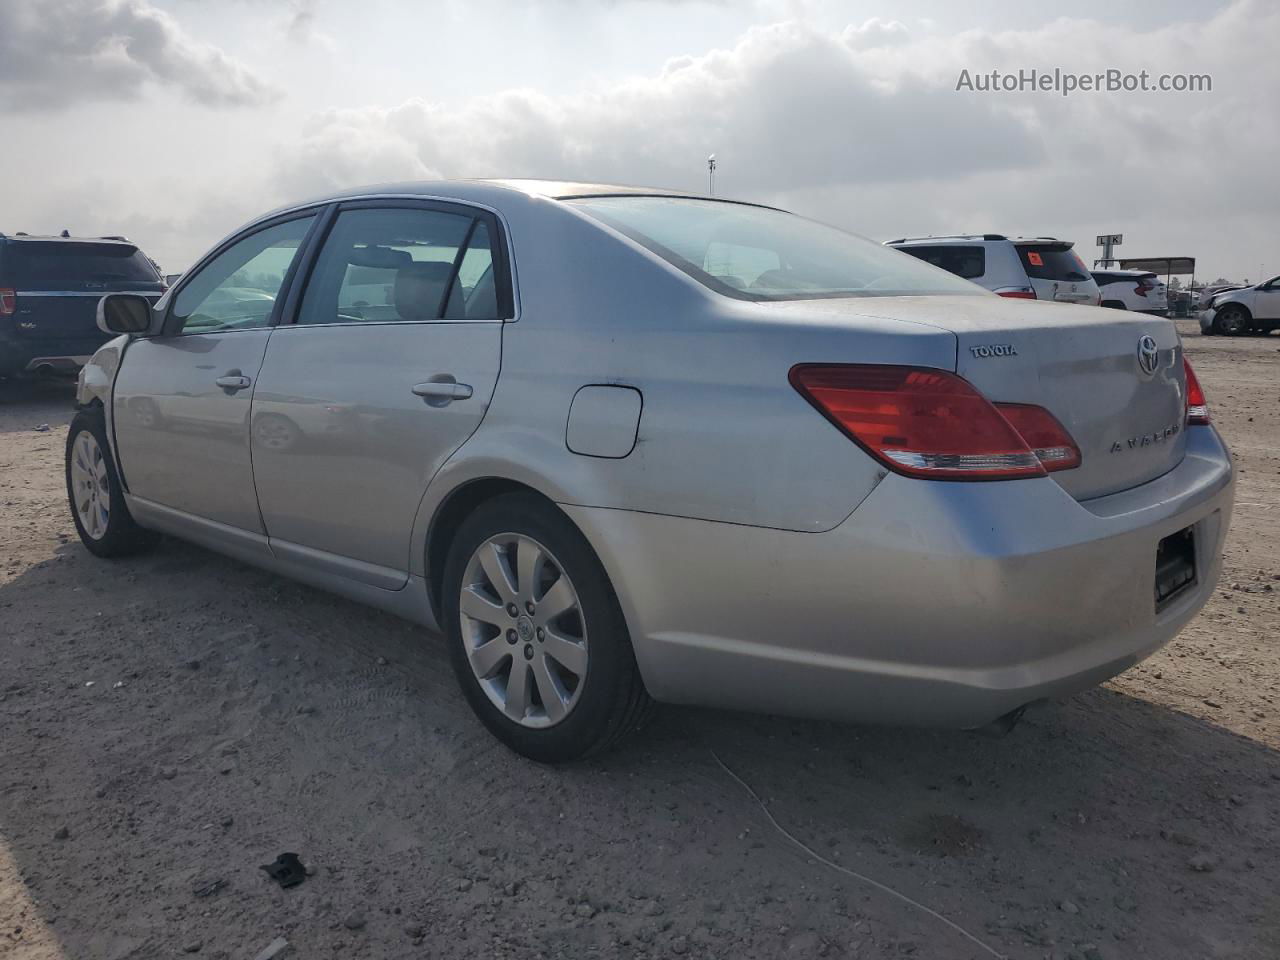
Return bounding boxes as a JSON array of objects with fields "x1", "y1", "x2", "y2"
[
  {"x1": 0, "y1": 0, "x2": 270, "y2": 110},
  {"x1": 273, "y1": 19, "x2": 1043, "y2": 200},
  {"x1": 7, "y1": 0, "x2": 1274, "y2": 280},
  {"x1": 266, "y1": 1, "x2": 1277, "y2": 279}
]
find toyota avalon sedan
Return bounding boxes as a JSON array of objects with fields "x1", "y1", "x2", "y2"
[{"x1": 68, "y1": 180, "x2": 1233, "y2": 762}]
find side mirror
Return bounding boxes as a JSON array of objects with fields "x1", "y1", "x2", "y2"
[{"x1": 97, "y1": 293, "x2": 154, "y2": 335}]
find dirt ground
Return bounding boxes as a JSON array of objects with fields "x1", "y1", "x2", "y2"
[{"x1": 1, "y1": 318, "x2": 1278, "y2": 960}]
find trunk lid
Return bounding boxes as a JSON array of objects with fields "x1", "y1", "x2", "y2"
[{"x1": 804, "y1": 295, "x2": 1188, "y2": 501}]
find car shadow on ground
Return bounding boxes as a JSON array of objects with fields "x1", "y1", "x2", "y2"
[
  {"x1": 2, "y1": 535, "x2": 1278, "y2": 958},
  {"x1": 0, "y1": 378, "x2": 78, "y2": 434}
]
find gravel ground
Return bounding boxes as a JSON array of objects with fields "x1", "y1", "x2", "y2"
[{"x1": 1, "y1": 318, "x2": 1278, "y2": 960}]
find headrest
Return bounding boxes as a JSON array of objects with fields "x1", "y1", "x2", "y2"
[
  {"x1": 394, "y1": 261, "x2": 452, "y2": 322},
  {"x1": 349, "y1": 246, "x2": 412, "y2": 270}
]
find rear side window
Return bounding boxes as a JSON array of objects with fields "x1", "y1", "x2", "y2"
[
  {"x1": 1017, "y1": 245, "x2": 1090, "y2": 282},
  {"x1": 296, "y1": 206, "x2": 507, "y2": 325},
  {"x1": 8, "y1": 242, "x2": 160, "y2": 290},
  {"x1": 895, "y1": 245, "x2": 985, "y2": 280},
  {"x1": 569, "y1": 196, "x2": 984, "y2": 301}
]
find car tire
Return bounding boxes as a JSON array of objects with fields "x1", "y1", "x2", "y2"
[
  {"x1": 65, "y1": 406, "x2": 157, "y2": 558},
  {"x1": 442, "y1": 492, "x2": 653, "y2": 763},
  {"x1": 1214, "y1": 306, "x2": 1250, "y2": 336}
]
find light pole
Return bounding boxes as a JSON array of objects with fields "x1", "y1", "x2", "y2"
[{"x1": 707, "y1": 154, "x2": 716, "y2": 196}]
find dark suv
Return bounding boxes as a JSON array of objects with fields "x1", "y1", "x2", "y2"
[{"x1": 0, "y1": 232, "x2": 166, "y2": 379}]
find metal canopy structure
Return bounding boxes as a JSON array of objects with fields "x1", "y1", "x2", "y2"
[
  {"x1": 1113, "y1": 257, "x2": 1197, "y2": 316},
  {"x1": 1118, "y1": 256, "x2": 1195, "y2": 276}
]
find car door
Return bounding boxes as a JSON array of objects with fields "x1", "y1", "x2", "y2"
[
  {"x1": 1254, "y1": 277, "x2": 1280, "y2": 320},
  {"x1": 249, "y1": 200, "x2": 509, "y2": 586},
  {"x1": 111, "y1": 213, "x2": 319, "y2": 533}
]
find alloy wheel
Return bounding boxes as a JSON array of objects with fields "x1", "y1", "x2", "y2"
[
  {"x1": 1218, "y1": 308, "x2": 1248, "y2": 335},
  {"x1": 70, "y1": 430, "x2": 110, "y2": 540},
  {"x1": 458, "y1": 533, "x2": 589, "y2": 728}
]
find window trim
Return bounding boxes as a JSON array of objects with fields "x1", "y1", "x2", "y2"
[
  {"x1": 278, "y1": 197, "x2": 516, "y2": 329},
  {"x1": 161, "y1": 208, "x2": 328, "y2": 338}
]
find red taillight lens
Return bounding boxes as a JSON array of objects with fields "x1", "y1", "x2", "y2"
[
  {"x1": 992, "y1": 403, "x2": 1082, "y2": 472},
  {"x1": 1134, "y1": 281, "x2": 1152, "y2": 297},
  {"x1": 789, "y1": 364, "x2": 1080, "y2": 480},
  {"x1": 998, "y1": 289, "x2": 1037, "y2": 300},
  {"x1": 1184, "y1": 356, "x2": 1209, "y2": 425},
  {"x1": 0, "y1": 288, "x2": 14, "y2": 316}
]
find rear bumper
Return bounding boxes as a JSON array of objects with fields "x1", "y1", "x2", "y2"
[
  {"x1": 566, "y1": 425, "x2": 1234, "y2": 728},
  {"x1": 0, "y1": 334, "x2": 105, "y2": 377}
]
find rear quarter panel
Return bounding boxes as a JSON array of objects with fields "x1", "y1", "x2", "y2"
[{"x1": 412, "y1": 197, "x2": 957, "y2": 578}]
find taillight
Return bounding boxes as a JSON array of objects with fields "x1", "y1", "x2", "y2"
[
  {"x1": 1134, "y1": 280, "x2": 1153, "y2": 298},
  {"x1": 1184, "y1": 356, "x2": 1209, "y2": 425},
  {"x1": 998, "y1": 289, "x2": 1037, "y2": 300},
  {"x1": 789, "y1": 364, "x2": 1080, "y2": 481},
  {"x1": 0, "y1": 288, "x2": 14, "y2": 316},
  {"x1": 992, "y1": 403, "x2": 1082, "y2": 472}
]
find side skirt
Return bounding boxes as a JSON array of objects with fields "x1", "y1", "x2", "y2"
[{"x1": 124, "y1": 495, "x2": 439, "y2": 630}]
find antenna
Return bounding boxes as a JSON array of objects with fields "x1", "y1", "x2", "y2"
[{"x1": 707, "y1": 154, "x2": 716, "y2": 196}]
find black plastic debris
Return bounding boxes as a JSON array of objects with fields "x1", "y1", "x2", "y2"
[{"x1": 260, "y1": 852, "x2": 307, "y2": 889}]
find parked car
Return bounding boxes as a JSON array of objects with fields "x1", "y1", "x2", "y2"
[
  {"x1": 0, "y1": 232, "x2": 166, "y2": 379},
  {"x1": 885, "y1": 234, "x2": 1102, "y2": 305},
  {"x1": 1092, "y1": 269, "x2": 1168, "y2": 315},
  {"x1": 1198, "y1": 284, "x2": 1244, "y2": 311},
  {"x1": 69, "y1": 181, "x2": 1232, "y2": 762},
  {"x1": 1200, "y1": 278, "x2": 1280, "y2": 335}
]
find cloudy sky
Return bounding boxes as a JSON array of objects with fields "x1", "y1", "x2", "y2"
[{"x1": 1, "y1": 0, "x2": 1274, "y2": 281}]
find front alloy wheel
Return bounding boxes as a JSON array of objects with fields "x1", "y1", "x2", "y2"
[
  {"x1": 1215, "y1": 305, "x2": 1249, "y2": 336},
  {"x1": 65, "y1": 406, "x2": 156, "y2": 558},
  {"x1": 69, "y1": 430, "x2": 111, "y2": 541},
  {"x1": 459, "y1": 533, "x2": 589, "y2": 727}
]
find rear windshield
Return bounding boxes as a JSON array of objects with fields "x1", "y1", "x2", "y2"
[
  {"x1": 6, "y1": 241, "x2": 160, "y2": 290},
  {"x1": 894, "y1": 245, "x2": 986, "y2": 280},
  {"x1": 1017, "y1": 244, "x2": 1091, "y2": 282},
  {"x1": 568, "y1": 196, "x2": 985, "y2": 301}
]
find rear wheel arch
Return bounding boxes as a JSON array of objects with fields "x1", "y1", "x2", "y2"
[{"x1": 425, "y1": 478, "x2": 563, "y2": 618}]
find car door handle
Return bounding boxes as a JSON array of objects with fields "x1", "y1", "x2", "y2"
[
  {"x1": 411, "y1": 380, "x2": 473, "y2": 401},
  {"x1": 215, "y1": 374, "x2": 252, "y2": 391}
]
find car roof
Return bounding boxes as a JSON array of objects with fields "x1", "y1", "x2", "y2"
[
  {"x1": 887, "y1": 234, "x2": 1068, "y2": 246},
  {"x1": 0, "y1": 233, "x2": 136, "y2": 246},
  {"x1": 252, "y1": 178, "x2": 781, "y2": 228}
]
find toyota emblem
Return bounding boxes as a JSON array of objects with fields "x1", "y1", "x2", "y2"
[{"x1": 1137, "y1": 335, "x2": 1159, "y2": 377}]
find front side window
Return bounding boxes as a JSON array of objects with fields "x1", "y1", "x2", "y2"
[
  {"x1": 296, "y1": 207, "x2": 504, "y2": 325},
  {"x1": 171, "y1": 216, "x2": 316, "y2": 334},
  {"x1": 568, "y1": 196, "x2": 985, "y2": 302}
]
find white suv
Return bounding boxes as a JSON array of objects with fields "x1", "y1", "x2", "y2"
[
  {"x1": 1091, "y1": 268, "x2": 1168, "y2": 315},
  {"x1": 886, "y1": 235, "x2": 1101, "y2": 305},
  {"x1": 1201, "y1": 276, "x2": 1280, "y2": 335}
]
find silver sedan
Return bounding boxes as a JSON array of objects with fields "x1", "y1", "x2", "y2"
[{"x1": 69, "y1": 180, "x2": 1234, "y2": 762}]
